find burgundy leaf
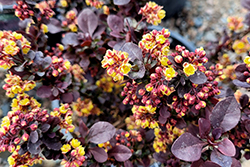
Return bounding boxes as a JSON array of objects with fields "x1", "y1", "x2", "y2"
[
  {"x1": 113, "y1": 0, "x2": 130, "y2": 5},
  {"x1": 87, "y1": 121, "x2": 116, "y2": 144},
  {"x1": 235, "y1": 63, "x2": 248, "y2": 72},
  {"x1": 210, "y1": 150, "x2": 232, "y2": 167},
  {"x1": 209, "y1": 96, "x2": 241, "y2": 133},
  {"x1": 240, "y1": 94, "x2": 249, "y2": 107},
  {"x1": 153, "y1": 152, "x2": 169, "y2": 163},
  {"x1": 89, "y1": 147, "x2": 108, "y2": 163},
  {"x1": 79, "y1": 120, "x2": 89, "y2": 138},
  {"x1": 191, "y1": 159, "x2": 204, "y2": 167},
  {"x1": 80, "y1": 40, "x2": 92, "y2": 47},
  {"x1": 124, "y1": 160, "x2": 133, "y2": 167},
  {"x1": 62, "y1": 32, "x2": 79, "y2": 47},
  {"x1": 47, "y1": 18, "x2": 62, "y2": 34},
  {"x1": 41, "y1": 124, "x2": 51, "y2": 133},
  {"x1": 77, "y1": 8, "x2": 98, "y2": 37},
  {"x1": 158, "y1": 115, "x2": 167, "y2": 124},
  {"x1": 107, "y1": 15, "x2": 124, "y2": 32},
  {"x1": 0, "y1": 0, "x2": 15, "y2": 5},
  {"x1": 212, "y1": 127, "x2": 222, "y2": 140},
  {"x1": 159, "y1": 105, "x2": 170, "y2": 119},
  {"x1": 118, "y1": 42, "x2": 145, "y2": 79},
  {"x1": 27, "y1": 140, "x2": 42, "y2": 154},
  {"x1": 189, "y1": 70, "x2": 207, "y2": 84},
  {"x1": 217, "y1": 138, "x2": 236, "y2": 157},
  {"x1": 79, "y1": 57, "x2": 90, "y2": 71},
  {"x1": 61, "y1": 93, "x2": 73, "y2": 103},
  {"x1": 200, "y1": 161, "x2": 221, "y2": 167},
  {"x1": 198, "y1": 118, "x2": 211, "y2": 139},
  {"x1": 30, "y1": 130, "x2": 39, "y2": 143},
  {"x1": 37, "y1": 85, "x2": 52, "y2": 98},
  {"x1": 171, "y1": 132, "x2": 206, "y2": 162},
  {"x1": 108, "y1": 145, "x2": 132, "y2": 162},
  {"x1": 241, "y1": 0, "x2": 250, "y2": 10}
]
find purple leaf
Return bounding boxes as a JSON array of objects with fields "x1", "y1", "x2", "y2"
[
  {"x1": 171, "y1": 132, "x2": 206, "y2": 162},
  {"x1": 233, "y1": 79, "x2": 250, "y2": 88},
  {"x1": 217, "y1": 138, "x2": 236, "y2": 157},
  {"x1": 108, "y1": 145, "x2": 132, "y2": 162},
  {"x1": 79, "y1": 120, "x2": 89, "y2": 138},
  {"x1": 62, "y1": 32, "x2": 79, "y2": 47},
  {"x1": 189, "y1": 70, "x2": 207, "y2": 84},
  {"x1": 209, "y1": 96, "x2": 241, "y2": 133},
  {"x1": 212, "y1": 128, "x2": 222, "y2": 140},
  {"x1": 198, "y1": 118, "x2": 211, "y2": 139},
  {"x1": 191, "y1": 159, "x2": 204, "y2": 167},
  {"x1": 231, "y1": 158, "x2": 241, "y2": 167},
  {"x1": 107, "y1": 15, "x2": 124, "y2": 32},
  {"x1": 119, "y1": 42, "x2": 145, "y2": 79},
  {"x1": 61, "y1": 93, "x2": 73, "y2": 103},
  {"x1": 27, "y1": 140, "x2": 42, "y2": 154},
  {"x1": 77, "y1": 8, "x2": 98, "y2": 37},
  {"x1": 79, "y1": 57, "x2": 90, "y2": 71},
  {"x1": 210, "y1": 150, "x2": 232, "y2": 167},
  {"x1": 47, "y1": 18, "x2": 62, "y2": 34},
  {"x1": 113, "y1": 0, "x2": 130, "y2": 5},
  {"x1": 159, "y1": 105, "x2": 170, "y2": 118},
  {"x1": 241, "y1": 0, "x2": 250, "y2": 10},
  {"x1": 235, "y1": 63, "x2": 248, "y2": 72},
  {"x1": 153, "y1": 152, "x2": 169, "y2": 163},
  {"x1": 30, "y1": 130, "x2": 39, "y2": 143},
  {"x1": 89, "y1": 147, "x2": 108, "y2": 163},
  {"x1": 37, "y1": 85, "x2": 52, "y2": 98},
  {"x1": 87, "y1": 121, "x2": 116, "y2": 144},
  {"x1": 41, "y1": 124, "x2": 51, "y2": 133},
  {"x1": 124, "y1": 160, "x2": 133, "y2": 167}
]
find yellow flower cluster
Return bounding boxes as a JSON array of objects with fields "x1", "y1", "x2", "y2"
[
  {"x1": 227, "y1": 16, "x2": 244, "y2": 31},
  {"x1": 69, "y1": 64, "x2": 87, "y2": 83},
  {"x1": 132, "y1": 105, "x2": 158, "y2": 129},
  {"x1": 3, "y1": 74, "x2": 36, "y2": 98},
  {"x1": 163, "y1": 67, "x2": 177, "y2": 80},
  {"x1": 96, "y1": 75, "x2": 115, "y2": 93},
  {"x1": 102, "y1": 49, "x2": 132, "y2": 81},
  {"x1": 11, "y1": 93, "x2": 41, "y2": 113},
  {"x1": 232, "y1": 35, "x2": 250, "y2": 54},
  {"x1": 85, "y1": 0, "x2": 104, "y2": 9},
  {"x1": 244, "y1": 56, "x2": 250, "y2": 66},
  {"x1": 98, "y1": 141, "x2": 112, "y2": 152},
  {"x1": 8, "y1": 146, "x2": 43, "y2": 167},
  {"x1": 51, "y1": 56, "x2": 71, "y2": 77},
  {"x1": 61, "y1": 138, "x2": 85, "y2": 167},
  {"x1": 0, "y1": 31, "x2": 31, "y2": 69},
  {"x1": 71, "y1": 98, "x2": 101, "y2": 117},
  {"x1": 153, "y1": 125, "x2": 184, "y2": 153},
  {"x1": 50, "y1": 104, "x2": 75, "y2": 133},
  {"x1": 139, "y1": 28, "x2": 170, "y2": 60},
  {"x1": 125, "y1": 116, "x2": 141, "y2": 130},
  {"x1": 139, "y1": 1, "x2": 165, "y2": 25}
]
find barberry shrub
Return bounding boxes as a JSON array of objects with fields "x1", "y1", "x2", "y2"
[{"x1": 0, "y1": 0, "x2": 250, "y2": 167}]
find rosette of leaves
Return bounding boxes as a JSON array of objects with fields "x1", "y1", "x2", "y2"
[
  {"x1": 171, "y1": 96, "x2": 241, "y2": 167},
  {"x1": 76, "y1": 121, "x2": 133, "y2": 166}
]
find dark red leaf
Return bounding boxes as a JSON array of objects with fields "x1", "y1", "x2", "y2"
[
  {"x1": 191, "y1": 159, "x2": 204, "y2": 167},
  {"x1": 108, "y1": 145, "x2": 132, "y2": 162},
  {"x1": 47, "y1": 18, "x2": 62, "y2": 34},
  {"x1": 77, "y1": 8, "x2": 98, "y2": 37},
  {"x1": 79, "y1": 120, "x2": 89, "y2": 138},
  {"x1": 79, "y1": 57, "x2": 90, "y2": 71},
  {"x1": 200, "y1": 161, "x2": 221, "y2": 167},
  {"x1": 37, "y1": 85, "x2": 52, "y2": 98},
  {"x1": 153, "y1": 152, "x2": 169, "y2": 163},
  {"x1": 118, "y1": 42, "x2": 145, "y2": 79},
  {"x1": 212, "y1": 127, "x2": 222, "y2": 140},
  {"x1": 188, "y1": 70, "x2": 207, "y2": 84},
  {"x1": 210, "y1": 150, "x2": 232, "y2": 167},
  {"x1": 41, "y1": 124, "x2": 50, "y2": 133},
  {"x1": 81, "y1": 40, "x2": 92, "y2": 47},
  {"x1": 240, "y1": 94, "x2": 249, "y2": 107},
  {"x1": 209, "y1": 96, "x2": 241, "y2": 132},
  {"x1": 89, "y1": 147, "x2": 108, "y2": 163},
  {"x1": 27, "y1": 140, "x2": 42, "y2": 154},
  {"x1": 171, "y1": 132, "x2": 206, "y2": 162},
  {"x1": 217, "y1": 138, "x2": 236, "y2": 156},
  {"x1": 159, "y1": 105, "x2": 170, "y2": 118},
  {"x1": 198, "y1": 118, "x2": 211, "y2": 139},
  {"x1": 87, "y1": 121, "x2": 116, "y2": 144},
  {"x1": 113, "y1": 0, "x2": 130, "y2": 5},
  {"x1": 62, "y1": 32, "x2": 79, "y2": 47},
  {"x1": 107, "y1": 15, "x2": 124, "y2": 32}
]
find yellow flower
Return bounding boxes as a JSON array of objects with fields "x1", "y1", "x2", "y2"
[
  {"x1": 8, "y1": 156, "x2": 15, "y2": 165},
  {"x1": 78, "y1": 146, "x2": 85, "y2": 156},
  {"x1": 163, "y1": 67, "x2": 176, "y2": 80},
  {"x1": 160, "y1": 56, "x2": 169, "y2": 66},
  {"x1": 68, "y1": 23, "x2": 78, "y2": 32},
  {"x1": 157, "y1": 10, "x2": 165, "y2": 19},
  {"x1": 65, "y1": 116, "x2": 72, "y2": 124},
  {"x1": 63, "y1": 60, "x2": 71, "y2": 70},
  {"x1": 19, "y1": 98, "x2": 30, "y2": 106},
  {"x1": 58, "y1": 44, "x2": 64, "y2": 51},
  {"x1": 11, "y1": 85, "x2": 22, "y2": 94},
  {"x1": 60, "y1": 0, "x2": 68, "y2": 7},
  {"x1": 61, "y1": 144, "x2": 71, "y2": 154},
  {"x1": 244, "y1": 56, "x2": 250, "y2": 65},
  {"x1": 41, "y1": 24, "x2": 49, "y2": 33},
  {"x1": 183, "y1": 63, "x2": 196, "y2": 76},
  {"x1": 12, "y1": 32, "x2": 22, "y2": 40},
  {"x1": 156, "y1": 34, "x2": 166, "y2": 44},
  {"x1": 120, "y1": 63, "x2": 131, "y2": 75},
  {"x1": 70, "y1": 139, "x2": 81, "y2": 148}
]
